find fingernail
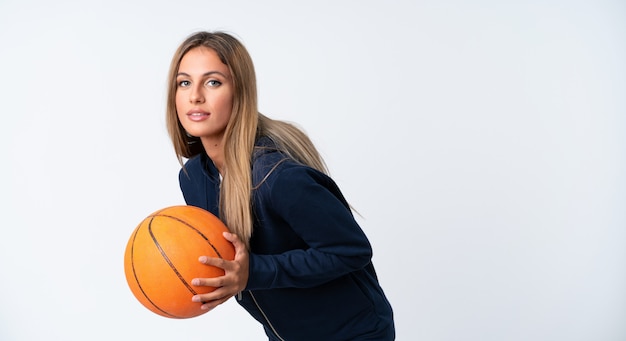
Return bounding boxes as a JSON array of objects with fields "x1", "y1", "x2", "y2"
[
  {"x1": 192, "y1": 295, "x2": 200, "y2": 302},
  {"x1": 191, "y1": 279, "x2": 199, "y2": 286},
  {"x1": 199, "y1": 256, "x2": 207, "y2": 263}
]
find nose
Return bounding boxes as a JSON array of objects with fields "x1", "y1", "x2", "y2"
[{"x1": 189, "y1": 84, "x2": 205, "y2": 104}]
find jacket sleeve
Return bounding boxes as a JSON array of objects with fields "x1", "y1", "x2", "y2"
[{"x1": 245, "y1": 166, "x2": 373, "y2": 290}]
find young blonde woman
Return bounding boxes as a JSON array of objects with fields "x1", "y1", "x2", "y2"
[{"x1": 166, "y1": 31, "x2": 395, "y2": 341}]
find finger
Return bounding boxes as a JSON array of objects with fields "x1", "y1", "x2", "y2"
[
  {"x1": 200, "y1": 296, "x2": 230, "y2": 311},
  {"x1": 191, "y1": 291, "x2": 222, "y2": 304},
  {"x1": 191, "y1": 276, "x2": 224, "y2": 288},
  {"x1": 202, "y1": 285, "x2": 231, "y2": 299},
  {"x1": 223, "y1": 232, "x2": 248, "y2": 260},
  {"x1": 223, "y1": 231, "x2": 237, "y2": 242},
  {"x1": 198, "y1": 255, "x2": 229, "y2": 269},
  {"x1": 223, "y1": 232, "x2": 244, "y2": 250},
  {"x1": 192, "y1": 289, "x2": 233, "y2": 311}
]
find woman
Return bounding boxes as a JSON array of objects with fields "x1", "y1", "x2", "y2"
[{"x1": 166, "y1": 31, "x2": 395, "y2": 341}]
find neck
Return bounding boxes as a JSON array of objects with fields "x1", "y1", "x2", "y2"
[{"x1": 201, "y1": 137, "x2": 225, "y2": 175}]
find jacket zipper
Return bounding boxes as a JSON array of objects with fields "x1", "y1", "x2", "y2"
[{"x1": 246, "y1": 291, "x2": 286, "y2": 341}]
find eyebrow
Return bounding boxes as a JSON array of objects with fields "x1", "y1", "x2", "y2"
[{"x1": 176, "y1": 71, "x2": 228, "y2": 78}]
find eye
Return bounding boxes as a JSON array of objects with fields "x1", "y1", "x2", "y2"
[
  {"x1": 206, "y1": 80, "x2": 222, "y2": 87},
  {"x1": 178, "y1": 80, "x2": 191, "y2": 87}
]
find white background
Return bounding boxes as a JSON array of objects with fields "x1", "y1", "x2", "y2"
[{"x1": 1, "y1": 0, "x2": 624, "y2": 340}]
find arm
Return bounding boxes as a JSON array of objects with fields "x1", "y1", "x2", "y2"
[
  {"x1": 189, "y1": 166, "x2": 372, "y2": 308},
  {"x1": 246, "y1": 166, "x2": 373, "y2": 290}
]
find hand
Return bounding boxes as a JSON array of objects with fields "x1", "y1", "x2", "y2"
[{"x1": 191, "y1": 231, "x2": 249, "y2": 311}]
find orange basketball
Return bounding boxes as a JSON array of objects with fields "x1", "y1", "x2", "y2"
[{"x1": 124, "y1": 205, "x2": 235, "y2": 319}]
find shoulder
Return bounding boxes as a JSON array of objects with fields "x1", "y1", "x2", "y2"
[
  {"x1": 251, "y1": 136, "x2": 288, "y2": 182},
  {"x1": 251, "y1": 136, "x2": 344, "y2": 203},
  {"x1": 252, "y1": 137, "x2": 326, "y2": 186},
  {"x1": 254, "y1": 156, "x2": 339, "y2": 203}
]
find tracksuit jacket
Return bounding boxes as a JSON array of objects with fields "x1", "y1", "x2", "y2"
[{"x1": 179, "y1": 136, "x2": 395, "y2": 341}]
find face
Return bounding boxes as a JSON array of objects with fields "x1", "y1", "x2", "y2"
[{"x1": 175, "y1": 46, "x2": 233, "y2": 146}]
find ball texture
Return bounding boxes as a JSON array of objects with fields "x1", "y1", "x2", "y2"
[{"x1": 124, "y1": 205, "x2": 235, "y2": 319}]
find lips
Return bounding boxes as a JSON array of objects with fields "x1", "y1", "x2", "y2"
[{"x1": 186, "y1": 109, "x2": 210, "y2": 122}]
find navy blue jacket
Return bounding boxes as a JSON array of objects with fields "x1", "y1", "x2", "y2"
[{"x1": 179, "y1": 137, "x2": 394, "y2": 340}]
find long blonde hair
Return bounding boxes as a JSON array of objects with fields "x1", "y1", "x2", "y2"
[{"x1": 166, "y1": 31, "x2": 327, "y2": 248}]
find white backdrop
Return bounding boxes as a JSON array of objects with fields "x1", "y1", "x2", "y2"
[{"x1": 0, "y1": 1, "x2": 624, "y2": 340}]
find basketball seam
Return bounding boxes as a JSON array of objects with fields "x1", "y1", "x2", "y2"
[
  {"x1": 130, "y1": 216, "x2": 181, "y2": 318},
  {"x1": 147, "y1": 216, "x2": 200, "y2": 296},
  {"x1": 148, "y1": 213, "x2": 225, "y2": 259}
]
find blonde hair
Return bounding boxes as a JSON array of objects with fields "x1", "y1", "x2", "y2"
[{"x1": 166, "y1": 31, "x2": 327, "y2": 248}]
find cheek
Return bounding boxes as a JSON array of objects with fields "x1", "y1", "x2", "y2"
[
  {"x1": 174, "y1": 92, "x2": 183, "y2": 111},
  {"x1": 219, "y1": 93, "x2": 234, "y2": 115},
  {"x1": 175, "y1": 93, "x2": 186, "y2": 118}
]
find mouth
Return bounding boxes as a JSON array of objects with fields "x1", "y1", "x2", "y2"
[{"x1": 186, "y1": 109, "x2": 210, "y2": 121}]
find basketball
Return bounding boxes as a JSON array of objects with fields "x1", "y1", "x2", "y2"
[{"x1": 124, "y1": 205, "x2": 235, "y2": 319}]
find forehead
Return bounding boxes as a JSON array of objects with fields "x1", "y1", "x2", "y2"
[{"x1": 178, "y1": 46, "x2": 229, "y2": 75}]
